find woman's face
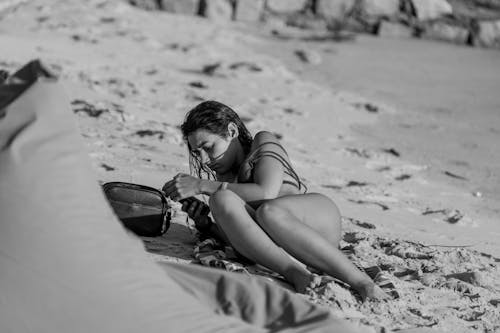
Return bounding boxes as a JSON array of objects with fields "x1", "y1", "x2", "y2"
[{"x1": 187, "y1": 128, "x2": 238, "y2": 174}]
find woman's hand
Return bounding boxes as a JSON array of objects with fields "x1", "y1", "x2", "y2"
[
  {"x1": 162, "y1": 173, "x2": 201, "y2": 201},
  {"x1": 181, "y1": 198, "x2": 213, "y2": 233}
]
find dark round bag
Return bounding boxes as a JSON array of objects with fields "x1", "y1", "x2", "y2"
[{"x1": 102, "y1": 182, "x2": 171, "y2": 237}]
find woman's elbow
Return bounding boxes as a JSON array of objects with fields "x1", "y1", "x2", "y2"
[{"x1": 261, "y1": 187, "x2": 280, "y2": 200}]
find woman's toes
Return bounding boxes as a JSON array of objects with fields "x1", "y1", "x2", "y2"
[
  {"x1": 303, "y1": 274, "x2": 337, "y2": 293},
  {"x1": 357, "y1": 281, "x2": 390, "y2": 302},
  {"x1": 290, "y1": 271, "x2": 318, "y2": 294}
]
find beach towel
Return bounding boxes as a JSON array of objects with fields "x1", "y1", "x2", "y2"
[
  {"x1": 194, "y1": 236, "x2": 400, "y2": 300},
  {"x1": 0, "y1": 59, "x2": 367, "y2": 333}
]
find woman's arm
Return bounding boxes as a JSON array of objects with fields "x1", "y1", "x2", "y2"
[
  {"x1": 199, "y1": 180, "x2": 272, "y2": 202},
  {"x1": 199, "y1": 131, "x2": 287, "y2": 203}
]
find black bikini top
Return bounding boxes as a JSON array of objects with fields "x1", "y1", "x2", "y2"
[{"x1": 238, "y1": 141, "x2": 306, "y2": 193}]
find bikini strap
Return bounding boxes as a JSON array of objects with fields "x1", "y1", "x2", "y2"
[{"x1": 247, "y1": 144, "x2": 306, "y2": 192}]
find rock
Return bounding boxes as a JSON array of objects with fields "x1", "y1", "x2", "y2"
[
  {"x1": 294, "y1": 49, "x2": 322, "y2": 64},
  {"x1": 160, "y1": 0, "x2": 199, "y2": 15},
  {"x1": 315, "y1": 0, "x2": 357, "y2": 20},
  {"x1": 343, "y1": 16, "x2": 376, "y2": 33},
  {"x1": 422, "y1": 21, "x2": 469, "y2": 44},
  {"x1": 266, "y1": 0, "x2": 308, "y2": 13},
  {"x1": 360, "y1": 0, "x2": 401, "y2": 17},
  {"x1": 409, "y1": 0, "x2": 452, "y2": 21},
  {"x1": 129, "y1": 0, "x2": 160, "y2": 11},
  {"x1": 234, "y1": 0, "x2": 264, "y2": 22},
  {"x1": 472, "y1": 19, "x2": 500, "y2": 48},
  {"x1": 377, "y1": 20, "x2": 414, "y2": 38},
  {"x1": 0, "y1": 0, "x2": 29, "y2": 14},
  {"x1": 285, "y1": 13, "x2": 328, "y2": 30},
  {"x1": 200, "y1": 0, "x2": 233, "y2": 21}
]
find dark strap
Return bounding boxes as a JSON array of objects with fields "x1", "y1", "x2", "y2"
[{"x1": 247, "y1": 143, "x2": 306, "y2": 192}]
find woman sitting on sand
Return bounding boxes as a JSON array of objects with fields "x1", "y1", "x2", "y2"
[{"x1": 162, "y1": 100, "x2": 387, "y2": 301}]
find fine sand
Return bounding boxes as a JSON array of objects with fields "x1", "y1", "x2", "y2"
[{"x1": 1, "y1": 1, "x2": 499, "y2": 332}]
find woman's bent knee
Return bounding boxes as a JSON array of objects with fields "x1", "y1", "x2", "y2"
[
  {"x1": 208, "y1": 189, "x2": 245, "y2": 220},
  {"x1": 209, "y1": 189, "x2": 237, "y2": 207},
  {"x1": 255, "y1": 201, "x2": 288, "y2": 227}
]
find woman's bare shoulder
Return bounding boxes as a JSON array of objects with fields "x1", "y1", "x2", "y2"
[
  {"x1": 251, "y1": 131, "x2": 288, "y2": 156},
  {"x1": 252, "y1": 131, "x2": 284, "y2": 150}
]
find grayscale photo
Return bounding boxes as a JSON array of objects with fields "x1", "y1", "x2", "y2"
[{"x1": 1, "y1": 0, "x2": 499, "y2": 332}]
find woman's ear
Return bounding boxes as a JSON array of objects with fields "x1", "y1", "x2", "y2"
[{"x1": 227, "y1": 122, "x2": 239, "y2": 139}]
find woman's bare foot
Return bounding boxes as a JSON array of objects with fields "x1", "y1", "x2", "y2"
[
  {"x1": 355, "y1": 280, "x2": 390, "y2": 302},
  {"x1": 287, "y1": 266, "x2": 390, "y2": 302},
  {"x1": 285, "y1": 267, "x2": 322, "y2": 293}
]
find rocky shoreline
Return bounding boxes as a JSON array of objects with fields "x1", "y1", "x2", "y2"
[{"x1": 127, "y1": 0, "x2": 500, "y2": 49}]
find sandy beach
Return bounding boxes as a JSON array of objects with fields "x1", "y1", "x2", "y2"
[
  {"x1": 250, "y1": 30, "x2": 500, "y2": 256},
  {"x1": 1, "y1": 0, "x2": 499, "y2": 332}
]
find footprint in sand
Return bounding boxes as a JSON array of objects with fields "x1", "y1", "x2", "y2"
[
  {"x1": 348, "y1": 199, "x2": 390, "y2": 211},
  {"x1": 343, "y1": 147, "x2": 373, "y2": 159},
  {"x1": 186, "y1": 92, "x2": 205, "y2": 102},
  {"x1": 228, "y1": 62, "x2": 263, "y2": 72},
  {"x1": 376, "y1": 166, "x2": 391, "y2": 172},
  {"x1": 182, "y1": 62, "x2": 226, "y2": 78},
  {"x1": 352, "y1": 102, "x2": 379, "y2": 113},
  {"x1": 100, "y1": 163, "x2": 115, "y2": 171},
  {"x1": 188, "y1": 81, "x2": 208, "y2": 89},
  {"x1": 395, "y1": 174, "x2": 412, "y2": 181},
  {"x1": 321, "y1": 184, "x2": 342, "y2": 190},
  {"x1": 106, "y1": 77, "x2": 140, "y2": 98},
  {"x1": 201, "y1": 62, "x2": 223, "y2": 76},
  {"x1": 72, "y1": 99, "x2": 126, "y2": 121},
  {"x1": 71, "y1": 34, "x2": 99, "y2": 44},
  {"x1": 134, "y1": 129, "x2": 166, "y2": 140},
  {"x1": 72, "y1": 99, "x2": 109, "y2": 118},
  {"x1": 346, "y1": 180, "x2": 370, "y2": 187},
  {"x1": 342, "y1": 217, "x2": 376, "y2": 229},
  {"x1": 166, "y1": 43, "x2": 196, "y2": 52},
  {"x1": 282, "y1": 107, "x2": 303, "y2": 116},
  {"x1": 321, "y1": 180, "x2": 369, "y2": 190},
  {"x1": 343, "y1": 147, "x2": 401, "y2": 159},
  {"x1": 422, "y1": 208, "x2": 476, "y2": 226},
  {"x1": 294, "y1": 49, "x2": 322, "y2": 65},
  {"x1": 381, "y1": 148, "x2": 400, "y2": 158},
  {"x1": 443, "y1": 170, "x2": 468, "y2": 181}
]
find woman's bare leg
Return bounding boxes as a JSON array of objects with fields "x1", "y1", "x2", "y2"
[
  {"x1": 209, "y1": 190, "x2": 315, "y2": 292},
  {"x1": 255, "y1": 193, "x2": 388, "y2": 301}
]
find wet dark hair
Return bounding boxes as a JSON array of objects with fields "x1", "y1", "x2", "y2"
[{"x1": 181, "y1": 100, "x2": 253, "y2": 179}]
